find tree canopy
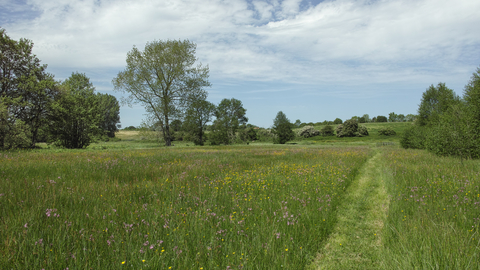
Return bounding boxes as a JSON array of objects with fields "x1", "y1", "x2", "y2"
[
  {"x1": 210, "y1": 98, "x2": 247, "y2": 145},
  {"x1": 272, "y1": 111, "x2": 295, "y2": 144},
  {"x1": 113, "y1": 39, "x2": 210, "y2": 146}
]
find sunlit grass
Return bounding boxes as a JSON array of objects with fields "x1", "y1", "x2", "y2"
[
  {"x1": 0, "y1": 146, "x2": 369, "y2": 269},
  {"x1": 381, "y1": 149, "x2": 480, "y2": 269}
]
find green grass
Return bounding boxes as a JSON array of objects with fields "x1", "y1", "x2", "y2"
[
  {"x1": 3, "y1": 130, "x2": 480, "y2": 269},
  {"x1": 380, "y1": 148, "x2": 480, "y2": 269},
  {"x1": 311, "y1": 150, "x2": 389, "y2": 269},
  {"x1": 0, "y1": 146, "x2": 369, "y2": 269}
]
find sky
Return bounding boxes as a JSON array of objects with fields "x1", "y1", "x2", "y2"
[{"x1": 1, "y1": 0, "x2": 480, "y2": 128}]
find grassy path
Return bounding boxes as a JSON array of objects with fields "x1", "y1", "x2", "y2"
[{"x1": 310, "y1": 150, "x2": 389, "y2": 269}]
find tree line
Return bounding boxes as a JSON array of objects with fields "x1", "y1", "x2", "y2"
[
  {"x1": 401, "y1": 70, "x2": 480, "y2": 160},
  {"x1": 1, "y1": 28, "x2": 120, "y2": 149}
]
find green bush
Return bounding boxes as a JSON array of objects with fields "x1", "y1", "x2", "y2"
[
  {"x1": 400, "y1": 125, "x2": 426, "y2": 149},
  {"x1": 320, "y1": 125, "x2": 335, "y2": 136},
  {"x1": 378, "y1": 127, "x2": 396, "y2": 136},
  {"x1": 357, "y1": 125, "x2": 369, "y2": 136},
  {"x1": 336, "y1": 119, "x2": 358, "y2": 137},
  {"x1": 297, "y1": 125, "x2": 320, "y2": 138},
  {"x1": 376, "y1": 115, "x2": 388, "y2": 122},
  {"x1": 333, "y1": 118, "x2": 343, "y2": 124}
]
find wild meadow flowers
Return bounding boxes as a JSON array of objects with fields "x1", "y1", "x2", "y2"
[
  {"x1": 382, "y1": 148, "x2": 480, "y2": 269},
  {"x1": 0, "y1": 146, "x2": 369, "y2": 269}
]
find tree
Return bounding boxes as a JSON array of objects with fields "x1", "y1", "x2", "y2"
[
  {"x1": 376, "y1": 115, "x2": 388, "y2": 122},
  {"x1": 210, "y1": 98, "x2": 247, "y2": 145},
  {"x1": 405, "y1": 114, "x2": 417, "y2": 122},
  {"x1": 397, "y1": 114, "x2": 406, "y2": 122},
  {"x1": 333, "y1": 118, "x2": 343, "y2": 124},
  {"x1": 417, "y1": 83, "x2": 459, "y2": 126},
  {"x1": 183, "y1": 95, "x2": 215, "y2": 145},
  {"x1": 97, "y1": 93, "x2": 120, "y2": 138},
  {"x1": 463, "y1": 67, "x2": 480, "y2": 138},
  {"x1": 113, "y1": 39, "x2": 210, "y2": 146},
  {"x1": 0, "y1": 28, "x2": 58, "y2": 149},
  {"x1": 294, "y1": 119, "x2": 302, "y2": 127},
  {"x1": 388, "y1": 112, "x2": 398, "y2": 122},
  {"x1": 362, "y1": 114, "x2": 370, "y2": 123},
  {"x1": 49, "y1": 72, "x2": 102, "y2": 148},
  {"x1": 272, "y1": 111, "x2": 295, "y2": 144}
]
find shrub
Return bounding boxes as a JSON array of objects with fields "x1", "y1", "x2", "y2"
[
  {"x1": 333, "y1": 118, "x2": 343, "y2": 124},
  {"x1": 400, "y1": 125, "x2": 426, "y2": 149},
  {"x1": 378, "y1": 127, "x2": 396, "y2": 136},
  {"x1": 320, "y1": 125, "x2": 335, "y2": 136},
  {"x1": 358, "y1": 125, "x2": 369, "y2": 136},
  {"x1": 297, "y1": 125, "x2": 320, "y2": 138},
  {"x1": 336, "y1": 119, "x2": 358, "y2": 137}
]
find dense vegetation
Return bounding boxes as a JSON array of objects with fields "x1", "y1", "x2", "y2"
[{"x1": 0, "y1": 29, "x2": 120, "y2": 150}]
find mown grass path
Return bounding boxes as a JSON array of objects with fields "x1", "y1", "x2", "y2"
[{"x1": 310, "y1": 150, "x2": 389, "y2": 269}]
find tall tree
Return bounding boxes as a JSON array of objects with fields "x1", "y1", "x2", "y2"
[
  {"x1": 112, "y1": 39, "x2": 210, "y2": 146},
  {"x1": 0, "y1": 28, "x2": 58, "y2": 149},
  {"x1": 97, "y1": 93, "x2": 120, "y2": 138},
  {"x1": 210, "y1": 98, "x2": 247, "y2": 145},
  {"x1": 49, "y1": 72, "x2": 101, "y2": 149},
  {"x1": 272, "y1": 111, "x2": 295, "y2": 144},
  {"x1": 417, "y1": 83, "x2": 459, "y2": 126},
  {"x1": 388, "y1": 112, "x2": 398, "y2": 122},
  {"x1": 183, "y1": 94, "x2": 215, "y2": 145}
]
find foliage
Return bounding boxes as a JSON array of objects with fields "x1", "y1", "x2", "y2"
[
  {"x1": 417, "y1": 83, "x2": 459, "y2": 126},
  {"x1": 0, "y1": 28, "x2": 58, "y2": 149},
  {"x1": 357, "y1": 125, "x2": 369, "y2": 136},
  {"x1": 358, "y1": 117, "x2": 366, "y2": 123},
  {"x1": 183, "y1": 95, "x2": 215, "y2": 145},
  {"x1": 209, "y1": 98, "x2": 247, "y2": 145},
  {"x1": 123, "y1": 126, "x2": 137, "y2": 130},
  {"x1": 319, "y1": 125, "x2": 335, "y2": 136},
  {"x1": 272, "y1": 111, "x2": 295, "y2": 144},
  {"x1": 375, "y1": 115, "x2": 388, "y2": 122},
  {"x1": 405, "y1": 114, "x2": 417, "y2": 122},
  {"x1": 333, "y1": 118, "x2": 343, "y2": 124},
  {"x1": 256, "y1": 128, "x2": 275, "y2": 142},
  {"x1": 463, "y1": 67, "x2": 480, "y2": 149},
  {"x1": 362, "y1": 114, "x2": 370, "y2": 123},
  {"x1": 388, "y1": 112, "x2": 397, "y2": 122},
  {"x1": 237, "y1": 126, "x2": 258, "y2": 144},
  {"x1": 297, "y1": 125, "x2": 320, "y2": 138},
  {"x1": 378, "y1": 127, "x2": 396, "y2": 136},
  {"x1": 336, "y1": 119, "x2": 358, "y2": 137},
  {"x1": 113, "y1": 39, "x2": 210, "y2": 146},
  {"x1": 399, "y1": 125, "x2": 427, "y2": 149},
  {"x1": 49, "y1": 73, "x2": 102, "y2": 149},
  {"x1": 97, "y1": 93, "x2": 120, "y2": 138}
]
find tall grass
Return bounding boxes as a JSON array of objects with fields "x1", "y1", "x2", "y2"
[
  {"x1": 381, "y1": 148, "x2": 480, "y2": 269},
  {"x1": 0, "y1": 146, "x2": 369, "y2": 269}
]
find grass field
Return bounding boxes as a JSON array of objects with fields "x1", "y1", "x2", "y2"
[{"x1": 1, "y1": 124, "x2": 479, "y2": 269}]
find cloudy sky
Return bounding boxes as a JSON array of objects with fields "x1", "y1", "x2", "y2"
[{"x1": 2, "y1": 0, "x2": 479, "y2": 128}]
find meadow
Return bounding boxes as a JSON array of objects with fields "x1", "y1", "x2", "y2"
[
  {"x1": 381, "y1": 148, "x2": 480, "y2": 269},
  {"x1": 0, "y1": 145, "x2": 369, "y2": 269},
  {"x1": 2, "y1": 126, "x2": 480, "y2": 269}
]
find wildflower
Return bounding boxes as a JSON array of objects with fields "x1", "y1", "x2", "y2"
[
  {"x1": 24, "y1": 223, "x2": 28, "y2": 228},
  {"x1": 122, "y1": 261, "x2": 125, "y2": 264}
]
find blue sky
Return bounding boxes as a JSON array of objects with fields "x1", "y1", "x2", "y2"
[{"x1": 1, "y1": 0, "x2": 480, "y2": 128}]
